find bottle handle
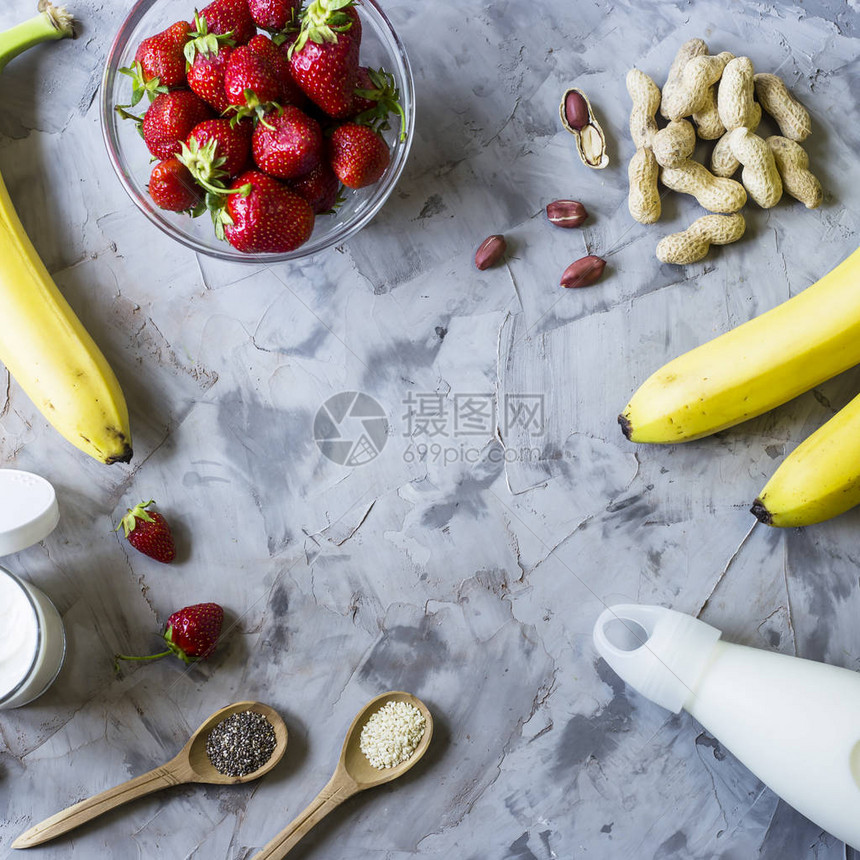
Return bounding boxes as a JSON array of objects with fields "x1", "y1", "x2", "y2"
[
  {"x1": 593, "y1": 604, "x2": 721, "y2": 713},
  {"x1": 593, "y1": 604, "x2": 665, "y2": 659}
]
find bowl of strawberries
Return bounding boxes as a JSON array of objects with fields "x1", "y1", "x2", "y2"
[{"x1": 100, "y1": 0, "x2": 414, "y2": 261}]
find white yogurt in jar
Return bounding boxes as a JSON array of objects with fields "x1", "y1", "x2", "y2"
[
  {"x1": 0, "y1": 471, "x2": 66, "y2": 709},
  {"x1": 0, "y1": 567, "x2": 65, "y2": 709}
]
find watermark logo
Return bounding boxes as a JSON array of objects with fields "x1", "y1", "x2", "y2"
[
  {"x1": 314, "y1": 391, "x2": 388, "y2": 466},
  {"x1": 401, "y1": 392, "x2": 545, "y2": 465},
  {"x1": 402, "y1": 392, "x2": 545, "y2": 439}
]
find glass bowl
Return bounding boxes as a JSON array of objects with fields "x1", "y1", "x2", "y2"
[{"x1": 100, "y1": 0, "x2": 415, "y2": 263}]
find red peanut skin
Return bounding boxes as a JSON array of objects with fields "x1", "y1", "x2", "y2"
[
  {"x1": 546, "y1": 199, "x2": 588, "y2": 228},
  {"x1": 560, "y1": 255, "x2": 606, "y2": 288},
  {"x1": 475, "y1": 234, "x2": 507, "y2": 270},
  {"x1": 564, "y1": 92, "x2": 589, "y2": 130}
]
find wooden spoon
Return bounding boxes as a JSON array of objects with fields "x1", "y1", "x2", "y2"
[
  {"x1": 251, "y1": 691, "x2": 433, "y2": 860},
  {"x1": 13, "y1": 700, "x2": 288, "y2": 850}
]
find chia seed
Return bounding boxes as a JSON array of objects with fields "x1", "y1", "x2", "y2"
[{"x1": 206, "y1": 710, "x2": 277, "y2": 777}]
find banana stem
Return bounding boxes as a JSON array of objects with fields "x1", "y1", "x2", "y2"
[{"x1": 0, "y1": 2, "x2": 75, "y2": 75}]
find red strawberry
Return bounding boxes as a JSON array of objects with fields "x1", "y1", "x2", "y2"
[
  {"x1": 289, "y1": 2, "x2": 361, "y2": 118},
  {"x1": 187, "y1": 118, "x2": 252, "y2": 178},
  {"x1": 223, "y1": 170, "x2": 314, "y2": 252},
  {"x1": 115, "y1": 603, "x2": 225, "y2": 668},
  {"x1": 328, "y1": 122, "x2": 390, "y2": 188},
  {"x1": 287, "y1": 161, "x2": 340, "y2": 213},
  {"x1": 133, "y1": 20, "x2": 191, "y2": 89},
  {"x1": 187, "y1": 43, "x2": 234, "y2": 113},
  {"x1": 142, "y1": 90, "x2": 213, "y2": 160},
  {"x1": 248, "y1": 34, "x2": 305, "y2": 107},
  {"x1": 197, "y1": 0, "x2": 256, "y2": 45},
  {"x1": 252, "y1": 106, "x2": 322, "y2": 179},
  {"x1": 116, "y1": 500, "x2": 176, "y2": 563},
  {"x1": 148, "y1": 158, "x2": 203, "y2": 211},
  {"x1": 248, "y1": 0, "x2": 301, "y2": 31},
  {"x1": 224, "y1": 45, "x2": 281, "y2": 119}
]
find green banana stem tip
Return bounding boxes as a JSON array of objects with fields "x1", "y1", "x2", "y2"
[{"x1": 0, "y1": 2, "x2": 75, "y2": 74}]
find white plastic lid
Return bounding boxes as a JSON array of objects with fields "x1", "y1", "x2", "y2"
[
  {"x1": 593, "y1": 603, "x2": 722, "y2": 713},
  {"x1": 0, "y1": 470, "x2": 59, "y2": 556}
]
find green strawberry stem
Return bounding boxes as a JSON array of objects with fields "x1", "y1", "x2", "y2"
[
  {"x1": 291, "y1": 0, "x2": 354, "y2": 54},
  {"x1": 0, "y1": 2, "x2": 74, "y2": 75},
  {"x1": 114, "y1": 649, "x2": 172, "y2": 664},
  {"x1": 200, "y1": 177, "x2": 251, "y2": 196},
  {"x1": 228, "y1": 92, "x2": 281, "y2": 128},
  {"x1": 116, "y1": 499, "x2": 155, "y2": 537},
  {"x1": 115, "y1": 105, "x2": 143, "y2": 125},
  {"x1": 354, "y1": 68, "x2": 407, "y2": 141},
  {"x1": 118, "y1": 60, "x2": 167, "y2": 108},
  {"x1": 113, "y1": 625, "x2": 195, "y2": 671},
  {"x1": 184, "y1": 12, "x2": 234, "y2": 65},
  {"x1": 271, "y1": 7, "x2": 301, "y2": 45}
]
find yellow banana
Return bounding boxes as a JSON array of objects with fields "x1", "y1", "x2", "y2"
[
  {"x1": 752, "y1": 393, "x2": 860, "y2": 527},
  {"x1": 619, "y1": 246, "x2": 860, "y2": 443},
  {"x1": 0, "y1": 4, "x2": 132, "y2": 464}
]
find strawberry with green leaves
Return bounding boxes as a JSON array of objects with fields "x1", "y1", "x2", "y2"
[
  {"x1": 328, "y1": 122, "x2": 390, "y2": 188},
  {"x1": 115, "y1": 603, "x2": 225, "y2": 668},
  {"x1": 252, "y1": 105, "x2": 322, "y2": 179},
  {"x1": 136, "y1": 20, "x2": 191, "y2": 86},
  {"x1": 139, "y1": 89, "x2": 213, "y2": 160},
  {"x1": 224, "y1": 44, "x2": 282, "y2": 121},
  {"x1": 197, "y1": 0, "x2": 257, "y2": 45},
  {"x1": 116, "y1": 500, "x2": 176, "y2": 563},
  {"x1": 119, "y1": 21, "x2": 191, "y2": 107},
  {"x1": 184, "y1": 12, "x2": 236, "y2": 113},
  {"x1": 288, "y1": 0, "x2": 362, "y2": 118},
  {"x1": 148, "y1": 158, "x2": 203, "y2": 212},
  {"x1": 187, "y1": 43, "x2": 234, "y2": 114},
  {"x1": 221, "y1": 170, "x2": 315, "y2": 252},
  {"x1": 248, "y1": 33, "x2": 306, "y2": 107},
  {"x1": 249, "y1": 0, "x2": 301, "y2": 31},
  {"x1": 185, "y1": 117, "x2": 253, "y2": 179}
]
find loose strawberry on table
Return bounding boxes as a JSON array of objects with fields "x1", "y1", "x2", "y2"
[
  {"x1": 115, "y1": 602, "x2": 225, "y2": 668},
  {"x1": 329, "y1": 122, "x2": 390, "y2": 189},
  {"x1": 149, "y1": 158, "x2": 203, "y2": 212},
  {"x1": 141, "y1": 89, "x2": 213, "y2": 161},
  {"x1": 288, "y1": 0, "x2": 362, "y2": 118},
  {"x1": 252, "y1": 105, "x2": 322, "y2": 179},
  {"x1": 116, "y1": 500, "x2": 177, "y2": 563},
  {"x1": 222, "y1": 170, "x2": 315, "y2": 252}
]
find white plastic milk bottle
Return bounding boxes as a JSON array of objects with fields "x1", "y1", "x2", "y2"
[{"x1": 593, "y1": 603, "x2": 860, "y2": 850}]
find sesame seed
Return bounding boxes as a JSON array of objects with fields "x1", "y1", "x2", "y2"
[{"x1": 359, "y1": 700, "x2": 426, "y2": 770}]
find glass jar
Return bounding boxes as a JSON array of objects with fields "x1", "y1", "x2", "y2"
[{"x1": 0, "y1": 566, "x2": 66, "y2": 710}]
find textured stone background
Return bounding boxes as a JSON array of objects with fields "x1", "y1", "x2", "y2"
[{"x1": 0, "y1": 0, "x2": 859, "y2": 857}]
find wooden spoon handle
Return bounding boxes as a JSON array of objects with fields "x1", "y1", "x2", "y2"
[
  {"x1": 251, "y1": 777, "x2": 358, "y2": 860},
  {"x1": 12, "y1": 763, "x2": 183, "y2": 849}
]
